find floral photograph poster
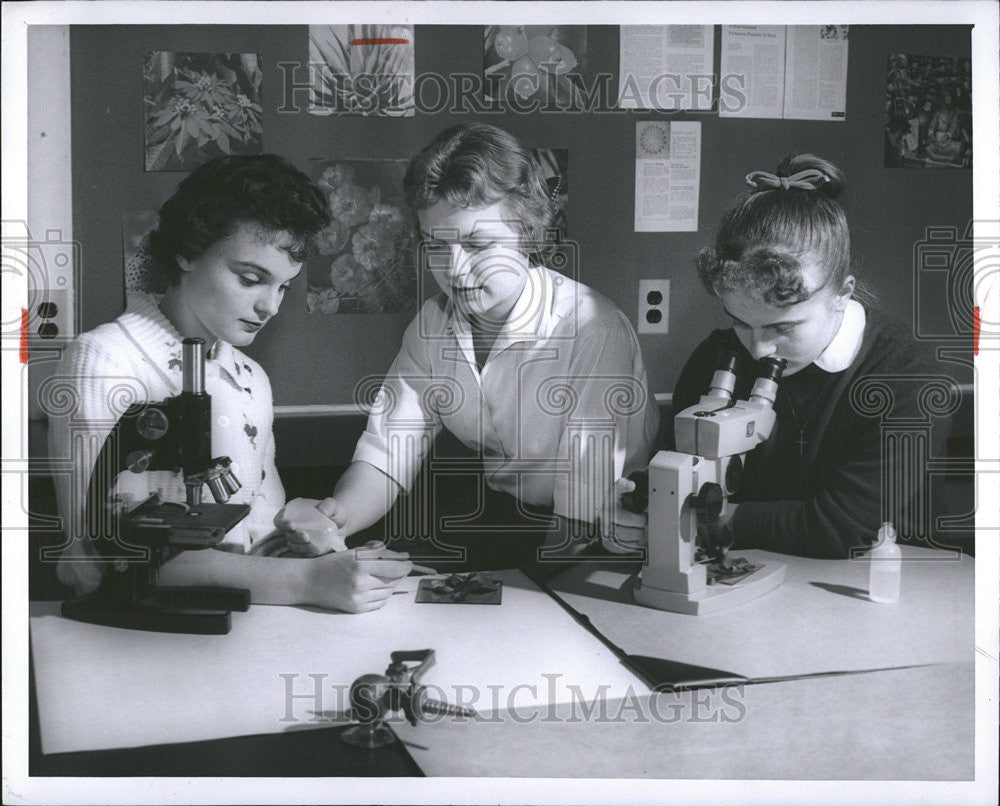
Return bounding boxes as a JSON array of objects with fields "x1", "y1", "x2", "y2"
[
  {"x1": 309, "y1": 25, "x2": 415, "y2": 116},
  {"x1": 143, "y1": 52, "x2": 263, "y2": 172},
  {"x1": 484, "y1": 26, "x2": 589, "y2": 110},
  {"x1": 305, "y1": 160, "x2": 417, "y2": 315}
]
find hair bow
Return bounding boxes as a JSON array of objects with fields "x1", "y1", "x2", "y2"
[{"x1": 745, "y1": 169, "x2": 830, "y2": 192}]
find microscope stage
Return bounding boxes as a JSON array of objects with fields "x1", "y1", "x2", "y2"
[{"x1": 633, "y1": 561, "x2": 786, "y2": 615}]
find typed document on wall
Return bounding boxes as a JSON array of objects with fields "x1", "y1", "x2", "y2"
[
  {"x1": 783, "y1": 25, "x2": 848, "y2": 120},
  {"x1": 720, "y1": 25, "x2": 848, "y2": 120},
  {"x1": 618, "y1": 25, "x2": 715, "y2": 111},
  {"x1": 719, "y1": 25, "x2": 786, "y2": 118},
  {"x1": 634, "y1": 121, "x2": 701, "y2": 233}
]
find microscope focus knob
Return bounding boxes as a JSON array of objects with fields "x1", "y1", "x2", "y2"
[
  {"x1": 724, "y1": 455, "x2": 744, "y2": 495},
  {"x1": 689, "y1": 483, "x2": 724, "y2": 524},
  {"x1": 126, "y1": 450, "x2": 153, "y2": 473},
  {"x1": 136, "y1": 407, "x2": 170, "y2": 441}
]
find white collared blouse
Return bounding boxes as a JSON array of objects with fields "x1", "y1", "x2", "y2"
[{"x1": 353, "y1": 266, "x2": 660, "y2": 525}]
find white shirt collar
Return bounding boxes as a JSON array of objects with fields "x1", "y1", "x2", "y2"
[
  {"x1": 448, "y1": 265, "x2": 554, "y2": 347},
  {"x1": 493, "y1": 265, "x2": 555, "y2": 348},
  {"x1": 123, "y1": 292, "x2": 241, "y2": 384},
  {"x1": 125, "y1": 291, "x2": 182, "y2": 341},
  {"x1": 814, "y1": 299, "x2": 866, "y2": 372}
]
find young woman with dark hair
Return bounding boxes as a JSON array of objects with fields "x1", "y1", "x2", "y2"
[{"x1": 51, "y1": 154, "x2": 413, "y2": 612}]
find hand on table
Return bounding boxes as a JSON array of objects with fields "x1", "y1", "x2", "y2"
[
  {"x1": 302, "y1": 540, "x2": 413, "y2": 613},
  {"x1": 273, "y1": 497, "x2": 347, "y2": 556},
  {"x1": 600, "y1": 476, "x2": 648, "y2": 555},
  {"x1": 696, "y1": 504, "x2": 739, "y2": 558}
]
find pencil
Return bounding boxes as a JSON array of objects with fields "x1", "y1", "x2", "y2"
[{"x1": 354, "y1": 546, "x2": 438, "y2": 576}]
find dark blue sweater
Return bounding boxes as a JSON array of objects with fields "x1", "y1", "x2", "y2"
[{"x1": 668, "y1": 308, "x2": 953, "y2": 558}]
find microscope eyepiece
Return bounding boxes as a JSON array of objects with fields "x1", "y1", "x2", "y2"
[
  {"x1": 748, "y1": 357, "x2": 786, "y2": 408},
  {"x1": 705, "y1": 350, "x2": 739, "y2": 402},
  {"x1": 716, "y1": 351, "x2": 738, "y2": 374},
  {"x1": 757, "y1": 356, "x2": 787, "y2": 383}
]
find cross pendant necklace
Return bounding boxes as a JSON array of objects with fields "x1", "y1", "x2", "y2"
[
  {"x1": 784, "y1": 387, "x2": 823, "y2": 457},
  {"x1": 795, "y1": 432, "x2": 809, "y2": 455}
]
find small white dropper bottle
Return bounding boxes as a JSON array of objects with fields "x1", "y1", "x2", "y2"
[{"x1": 868, "y1": 522, "x2": 901, "y2": 604}]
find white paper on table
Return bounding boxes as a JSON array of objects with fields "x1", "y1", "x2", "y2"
[
  {"x1": 618, "y1": 26, "x2": 714, "y2": 111},
  {"x1": 547, "y1": 546, "x2": 974, "y2": 681},
  {"x1": 634, "y1": 120, "x2": 701, "y2": 233},
  {"x1": 782, "y1": 25, "x2": 848, "y2": 121},
  {"x1": 719, "y1": 25, "x2": 786, "y2": 118},
  {"x1": 30, "y1": 570, "x2": 647, "y2": 755}
]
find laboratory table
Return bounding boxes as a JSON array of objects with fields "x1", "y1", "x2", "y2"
[{"x1": 28, "y1": 545, "x2": 975, "y2": 779}]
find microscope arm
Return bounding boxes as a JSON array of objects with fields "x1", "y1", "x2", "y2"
[{"x1": 632, "y1": 355, "x2": 787, "y2": 614}]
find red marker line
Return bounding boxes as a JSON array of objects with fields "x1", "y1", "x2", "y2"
[
  {"x1": 973, "y1": 305, "x2": 980, "y2": 356},
  {"x1": 20, "y1": 308, "x2": 29, "y2": 364},
  {"x1": 349, "y1": 38, "x2": 409, "y2": 46}
]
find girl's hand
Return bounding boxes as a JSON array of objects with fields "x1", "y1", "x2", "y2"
[
  {"x1": 696, "y1": 504, "x2": 739, "y2": 556},
  {"x1": 599, "y1": 476, "x2": 648, "y2": 554},
  {"x1": 273, "y1": 497, "x2": 348, "y2": 556},
  {"x1": 300, "y1": 542, "x2": 413, "y2": 613}
]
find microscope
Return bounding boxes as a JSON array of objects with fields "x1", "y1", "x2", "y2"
[
  {"x1": 629, "y1": 353, "x2": 788, "y2": 615},
  {"x1": 61, "y1": 338, "x2": 253, "y2": 634}
]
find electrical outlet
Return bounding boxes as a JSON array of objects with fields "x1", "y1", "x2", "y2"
[
  {"x1": 638, "y1": 279, "x2": 669, "y2": 334},
  {"x1": 3, "y1": 223, "x2": 78, "y2": 347}
]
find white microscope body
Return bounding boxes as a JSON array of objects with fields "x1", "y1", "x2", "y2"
[{"x1": 633, "y1": 355, "x2": 787, "y2": 615}]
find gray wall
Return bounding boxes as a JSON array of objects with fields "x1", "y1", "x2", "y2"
[{"x1": 68, "y1": 24, "x2": 973, "y2": 406}]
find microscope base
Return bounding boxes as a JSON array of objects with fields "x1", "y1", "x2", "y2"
[
  {"x1": 61, "y1": 586, "x2": 251, "y2": 635},
  {"x1": 341, "y1": 723, "x2": 397, "y2": 749},
  {"x1": 633, "y1": 562, "x2": 786, "y2": 615}
]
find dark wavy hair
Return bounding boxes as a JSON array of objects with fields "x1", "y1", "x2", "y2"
[
  {"x1": 696, "y1": 154, "x2": 853, "y2": 306},
  {"x1": 403, "y1": 124, "x2": 556, "y2": 261},
  {"x1": 148, "y1": 154, "x2": 330, "y2": 287}
]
